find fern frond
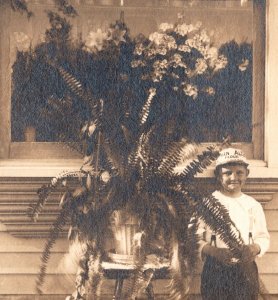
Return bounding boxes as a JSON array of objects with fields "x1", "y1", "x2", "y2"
[
  {"x1": 128, "y1": 131, "x2": 151, "y2": 170},
  {"x1": 100, "y1": 134, "x2": 125, "y2": 177},
  {"x1": 46, "y1": 61, "x2": 103, "y2": 128},
  {"x1": 36, "y1": 203, "x2": 72, "y2": 294},
  {"x1": 182, "y1": 218, "x2": 199, "y2": 272},
  {"x1": 55, "y1": 65, "x2": 84, "y2": 99},
  {"x1": 28, "y1": 170, "x2": 82, "y2": 222},
  {"x1": 27, "y1": 184, "x2": 54, "y2": 222},
  {"x1": 122, "y1": 231, "x2": 151, "y2": 299},
  {"x1": 140, "y1": 88, "x2": 156, "y2": 126},
  {"x1": 86, "y1": 251, "x2": 103, "y2": 299},
  {"x1": 178, "y1": 146, "x2": 219, "y2": 179},
  {"x1": 189, "y1": 193, "x2": 244, "y2": 256},
  {"x1": 164, "y1": 188, "x2": 200, "y2": 272},
  {"x1": 158, "y1": 140, "x2": 198, "y2": 176},
  {"x1": 167, "y1": 239, "x2": 190, "y2": 300}
]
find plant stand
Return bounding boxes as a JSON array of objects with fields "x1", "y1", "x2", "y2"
[{"x1": 102, "y1": 261, "x2": 169, "y2": 299}]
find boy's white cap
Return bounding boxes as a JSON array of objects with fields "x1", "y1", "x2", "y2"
[{"x1": 215, "y1": 148, "x2": 249, "y2": 167}]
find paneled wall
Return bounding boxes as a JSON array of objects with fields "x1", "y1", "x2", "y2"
[{"x1": 0, "y1": 178, "x2": 277, "y2": 299}]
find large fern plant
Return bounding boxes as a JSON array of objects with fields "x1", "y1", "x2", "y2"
[{"x1": 25, "y1": 15, "x2": 254, "y2": 300}]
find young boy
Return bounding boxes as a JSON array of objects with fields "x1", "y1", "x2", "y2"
[{"x1": 199, "y1": 148, "x2": 270, "y2": 300}]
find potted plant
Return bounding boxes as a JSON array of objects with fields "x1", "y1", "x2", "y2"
[{"x1": 24, "y1": 13, "x2": 255, "y2": 300}]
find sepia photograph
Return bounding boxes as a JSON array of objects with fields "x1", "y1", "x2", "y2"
[{"x1": 0, "y1": 0, "x2": 277, "y2": 299}]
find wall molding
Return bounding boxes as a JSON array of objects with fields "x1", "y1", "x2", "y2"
[{"x1": 0, "y1": 177, "x2": 278, "y2": 238}]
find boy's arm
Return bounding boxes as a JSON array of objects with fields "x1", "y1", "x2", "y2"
[{"x1": 201, "y1": 244, "x2": 235, "y2": 265}]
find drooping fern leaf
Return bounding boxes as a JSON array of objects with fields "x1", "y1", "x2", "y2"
[
  {"x1": 167, "y1": 240, "x2": 190, "y2": 300},
  {"x1": 178, "y1": 146, "x2": 219, "y2": 179},
  {"x1": 86, "y1": 250, "x2": 103, "y2": 299},
  {"x1": 53, "y1": 64, "x2": 102, "y2": 125},
  {"x1": 28, "y1": 170, "x2": 82, "y2": 222},
  {"x1": 189, "y1": 193, "x2": 244, "y2": 256},
  {"x1": 36, "y1": 202, "x2": 72, "y2": 294},
  {"x1": 27, "y1": 184, "x2": 54, "y2": 222},
  {"x1": 158, "y1": 140, "x2": 198, "y2": 176}
]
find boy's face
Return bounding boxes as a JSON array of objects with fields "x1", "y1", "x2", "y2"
[{"x1": 217, "y1": 164, "x2": 249, "y2": 196}]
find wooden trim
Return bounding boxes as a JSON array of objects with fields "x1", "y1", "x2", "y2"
[
  {"x1": 9, "y1": 142, "x2": 254, "y2": 160},
  {"x1": 0, "y1": 4, "x2": 11, "y2": 159},
  {"x1": 252, "y1": 0, "x2": 266, "y2": 160},
  {"x1": 265, "y1": 0, "x2": 278, "y2": 168},
  {"x1": 10, "y1": 142, "x2": 82, "y2": 159}
]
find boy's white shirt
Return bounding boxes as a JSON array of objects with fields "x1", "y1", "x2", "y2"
[{"x1": 198, "y1": 190, "x2": 270, "y2": 258}]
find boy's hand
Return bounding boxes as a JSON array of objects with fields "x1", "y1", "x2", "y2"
[
  {"x1": 202, "y1": 244, "x2": 236, "y2": 265},
  {"x1": 240, "y1": 244, "x2": 261, "y2": 263}
]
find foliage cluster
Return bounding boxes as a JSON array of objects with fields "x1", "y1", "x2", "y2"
[{"x1": 11, "y1": 9, "x2": 252, "y2": 142}]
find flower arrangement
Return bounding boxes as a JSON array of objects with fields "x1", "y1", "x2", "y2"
[
  {"x1": 131, "y1": 19, "x2": 228, "y2": 100},
  {"x1": 11, "y1": 10, "x2": 252, "y2": 143}
]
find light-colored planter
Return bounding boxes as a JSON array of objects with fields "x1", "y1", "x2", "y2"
[{"x1": 111, "y1": 210, "x2": 139, "y2": 255}]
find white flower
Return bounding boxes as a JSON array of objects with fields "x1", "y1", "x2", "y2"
[
  {"x1": 195, "y1": 58, "x2": 208, "y2": 74},
  {"x1": 100, "y1": 171, "x2": 110, "y2": 183},
  {"x1": 185, "y1": 39, "x2": 196, "y2": 48},
  {"x1": 152, "y1": 71, "x2": 164, "y2": 82},
  {"x1": 170, "y1": 54, "x2": 185, "y2": 68},
  {"x1": 134, "y1": 43, "x2": 145, "y2": 55},
  {"x1": 149, "y1": 32, "x2": 165, "y2": 45},
  {"x1": 176, "y1": 22, "x2": 200, "y2": 36},
  {"x1": 239, "y1": 59, "x2": 249, "y2": 71},
  {"x1": 192, "y1": 39, "x2": 203, "y2": 52},
  {"x1": 178, "y1": 44, "x2": 191, "y2": 53},
  {"x1": 214, "y1": 55, "x2": 228, "y2": 71},
  {"x1": 200, "y1": 30, "x2": 210, "y2": 44},
  {"x1": 175, "y1": 24, "x2": 190, "y2": 36},
  {"x1": 159, "y1": 23, "x2": 174, "y2": 32},
  {"x1": 164, "y1": 35, "x2": 177, "y2": 50},
  {"x1": 155, "y1": 47, "x2": 168, "y2": 56},
  {"x1": 146, "y1": 48, "x2": 157, "y2": 58},
  {"x1": 84, "y1": 29, "x2": 107, "y2": 52},
  {"x1": 13, "y1": 32, "x2": 31, "y2": 52},
  {"x1": 183, "y1": 84, "x2": 198, "y2": 99},
  {"x1": 131, "y1": 60, "x2": 146, "y2": 68},
  {"x1": 198, "y1": 45, "x2": 209, "y2": 57},
  {"x1": 206, "y1": 47, "x2": 218, "y2": 60},
  {"x1": 205, "y1": 86, "x2": 215, "y2": 96},
  {"x1": 153, "y1": 59, "x2": 168, "y2": 70}
]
